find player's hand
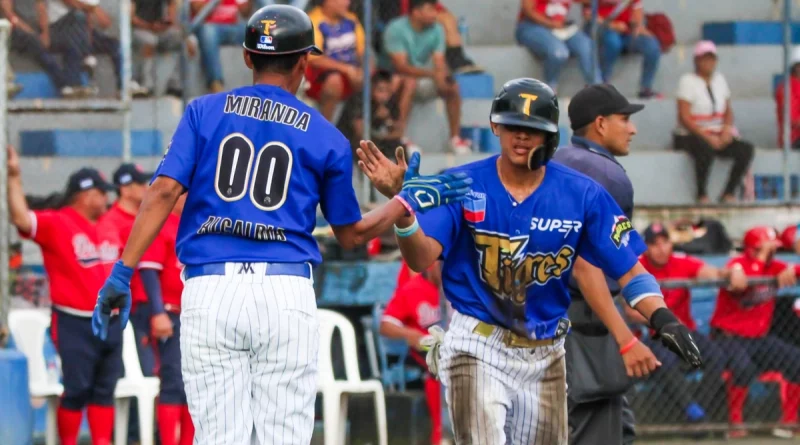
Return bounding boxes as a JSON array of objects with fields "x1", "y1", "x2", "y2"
[
  {"x1": 397, "y1": 153, "x2": 472, "y2": 213},
  {"x1": 608, "y1": 20, "x2": 628, "y2": 33},
  {"x1": 704, "y1": 134, "x2": 724, "y2": 150},
  {"x1": 151, "y1": 313, "x2": 174, "y2": 339},
  {"x1": 7, "y1": 145, "x2": 21, "y2": 178},
  {"x1": 92, "y1": 261, "x2": 134, "y2": 340},
  {"x1": 777, "y1": 266, "x2": 797, "y2": 288},
  {"x1": 621, "y1": 339, "x2": 661, "y2": 378},
  {"x1": 420, "y1": 325, "x2": 445, "y2": 378},
  {"x1": 407, "y1": 330, "x2": 427, "y2": 351},
  {"x1": 356, "y1": 140, "x2": 408, "y2": 198}
]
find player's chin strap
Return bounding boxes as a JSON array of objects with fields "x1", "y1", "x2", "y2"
[{"x1": 527, "y1": 133, "x2": 557, "y2": 171}]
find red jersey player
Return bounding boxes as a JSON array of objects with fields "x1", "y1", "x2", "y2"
[
  {"x1": 630, "y1": 223, "x2": 749, "y2": 427},
  {"x1": 139, "y1": 193, "x2": 192, "y2": 445},
  {"x1": 710, "y1": 226, "x2": 800, "y2": 438},
  {"x1": 102, "y1": 163, "x2": 154, "y2": 376},
  {"x1": 7, "y1": 147, "x2": 121, "y2": 445},
  {"x1": 381, "y1": 262, "x2": 448, "y2": 445}
]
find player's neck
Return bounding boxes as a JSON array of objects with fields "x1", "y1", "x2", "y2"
[
  {"x1": 252, "y1": 74, "x2": 294, "y2": 93},
  {"x1": 117, "y1": 198, "x2": 139, "y2": 215},
  {"x1": 496, "y1": 156, "x2": 545, "y2": 201}
]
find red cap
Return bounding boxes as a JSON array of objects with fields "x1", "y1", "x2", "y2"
[
  {"x1": 781, "y1": 225, "x2": 798, "y2": 250},
  {"x1": 743, "y1": 226, "x2": 779, "y2": 250}
]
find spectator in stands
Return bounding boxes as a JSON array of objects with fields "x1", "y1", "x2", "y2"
[
  {"x1": 627, "y1": 222, "x2": 750, "y2": 425},
  {"x1": 780, "y1": 224, "x2": 800, "y2": 254},
  {"x1": 307, "y1": 0, "x2": 367, "y2": 120},
  {"x1": 380, "y1": 261, "x2": 446, "y2": 445},
  {"x1": 2, "y1": 0, "x2": 81, "y2": 97},
  {"x1": 675, "y1": 41, "x2": 754, "y2": 204},
  {"x1": 582, "y1": 0, "x2": 661, "y2": 98},
  {"x1": 710, "y1": 226, "x2": 800, "y2": 439},
  {"x1": 336, "y1": 70, "x2": 405, "y2": 158},
  {"x1": 775, "y1": 47, "x2": 800, "y2": 148},
  {"x1": 132, "y1": 0, "x2": 196, "y2": 98},
  {"x1": 380, "y1": 0, "x2": 471, "y2": 154},
  {"x1": 193, "y1": 0, "x2": 252, "y2": 93},
  {"x1": 516, "y1": 0, "x2": 598, "y2": 91}
]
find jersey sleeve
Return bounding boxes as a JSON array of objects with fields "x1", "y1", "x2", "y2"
[
  {"x1": 154, "y1": 100, "x2": 200, "y2": 189},
  {"x1": 576, "y1": 184, "x2": 645, "y2": 280},
  {"x1": 417, "y1": 202, "x2": 463, "y2": 259},
  {"x1": 20, "y1": 210, "x2": 59, "y2": 248},
  {"x1": 139, "y1": 232, "x2": 167, "y2": 271},
  {"x1": 683, "y1": 255, "x2": 706, "y2": 278},
  {"x1": 676, "y1": 74, "x2": 696, "y2": 103},
  {"x1": 355, "y1": 19, "x2": 366, "y2": 57},
  {"x1": 319, "y1": 135, "x2": 362, "y2": 226},
  {"x1": 383, "y1": 20, "x2": 406, "y2": 55},
  {"x1": 433, "y1": 24, "x2": 446, "y2": 54}
]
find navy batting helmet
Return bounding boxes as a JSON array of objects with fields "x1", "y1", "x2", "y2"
[
  {"x1": 243, "y1": 5, "x2": 322, "y2": 56},
  {"x1": 490, "y1": 78, "x2": 560, "y2": 171}
]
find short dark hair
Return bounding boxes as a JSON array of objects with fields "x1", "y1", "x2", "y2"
[
  {"x1": 409, "y1": 0, "x2": 437, "y2": 11},
  {"x1": 250, "y1": 51, "x2": 304, "y2": 75},
  {"x1": 372, "y1": 70, "x2": 392, "y2": 85},
  {"x1": 572, "y1": 124, "x2": 589, "y2": 137}
]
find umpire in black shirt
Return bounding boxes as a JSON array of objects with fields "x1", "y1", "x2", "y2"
[{"x1": 553, "y1": 84, "x2": 703, "y2": 445}]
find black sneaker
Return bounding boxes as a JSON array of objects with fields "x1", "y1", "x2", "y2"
[
  {"x1": 166, "y1": 86, "x2": 184, "y2": 98},
  {"x1": 445, "y1": 47, "x2": 484, "y2": 75}
]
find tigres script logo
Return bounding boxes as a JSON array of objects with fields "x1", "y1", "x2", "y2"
[{"x1": 473, "y1": 229, "x2": 575, "y2": 305}]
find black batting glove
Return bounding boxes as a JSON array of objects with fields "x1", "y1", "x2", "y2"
[{"x1": 650, "y1": 307, "x2": 703, "y2": 369}]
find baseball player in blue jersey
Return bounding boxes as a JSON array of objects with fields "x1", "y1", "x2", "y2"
[
  {"x1": 89, "y1": 5, "x2": 470, "y2": 445},
  {"x1": 357, "y1": 78, "x2": 703, "y2": 444}
]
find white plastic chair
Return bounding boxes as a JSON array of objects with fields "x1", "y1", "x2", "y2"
[
  {"x1": 113, "y1": 324, "x2": 160, "y2": 445},
  {"x1": 8, "y1": 309, "x2": 63, "y2": 445},
  {"x1": 317, "y1": 309, "x2": 388, "y2": 445}
]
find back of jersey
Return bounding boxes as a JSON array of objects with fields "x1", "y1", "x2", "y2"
[{"x1": 155, "y1": 84, "x2": 361, "y2": 266}]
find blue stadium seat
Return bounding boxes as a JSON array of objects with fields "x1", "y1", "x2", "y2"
[
  {"x1": 19, "y1": 130, "x2": 163, "y2": 157},
  {"x1": 370, "y1": 303, "x2": 423, "y2": 392},
  {"x1": 14, "y1": 72, "x2": 59, "y2": 99},
  {"x1": 479, "y1": 128, "x2": 501, "y2": 153},
  {"x1": 454, "y1": 73, "x2": 495, "y2": 99},
  {"x1": 702, "y1": 21, "x2": 800, "y2": 45}
]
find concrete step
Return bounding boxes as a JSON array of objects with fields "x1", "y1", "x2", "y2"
[
  {"x1": 461, "y1": 97, "x2": 780, "y2": 151},
  {"x1": 447, "y1": 0, "x2": 791, "y2": 46},
  {"x1": 466, "y1": 44, "x2": 783, "y2": 99}
]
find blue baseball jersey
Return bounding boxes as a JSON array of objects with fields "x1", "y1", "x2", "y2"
[
  {"x1": 155, "y1": 84, "x2": 362, "y2": 266},
  {"x1": 418, "y1": 156, "x2": 646, "y2": 339}
]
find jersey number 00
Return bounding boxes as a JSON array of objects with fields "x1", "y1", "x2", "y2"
[{"x1": 214, "y1": 133, "x2": 293, "y2": 211}]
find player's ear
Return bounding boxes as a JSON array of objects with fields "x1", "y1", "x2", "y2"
[
  {"x1": 490, "y1": 122, "x2": 499, "y2": 136},
  {"x1": 243, "y1": 50, "x2": 254, "y2": 70}
]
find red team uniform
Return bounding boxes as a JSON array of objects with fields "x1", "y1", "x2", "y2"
[
  {"x1": 140, "y1": 212, "x2": 194, "y2": 445},
  {"x1": 709, "y1": 227, "x2": 800, "y2": 428},
  {"x1": 640, "y1": 252, "x2": 704, "y2": 331},
  {"x1": 24, "y1": 204, "x2": 122, "y2": 445},
  {"x1": 382, "y1": 272, "x2": 444, "y2": 445}
]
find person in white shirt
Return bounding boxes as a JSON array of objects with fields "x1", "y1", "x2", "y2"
[{"x1": 674, "y1": 40, "x2": 754, "y2": 204}]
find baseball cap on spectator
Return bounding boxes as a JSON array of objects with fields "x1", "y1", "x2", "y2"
[
  {"x1": 113, "y1": 163, "x2": 152, "y2": 187},
  {"x1": 65, "y1": 168, "x2": 114, "y2": 199},
  {"x1": 643, "y1": 222, "x2": 670, "y2": 244},
  {"x1": 568, "y1": 84, "x2": 645, "y2": 130},
  {"x1": 693, "y1": 40, "x2": 717, "y2": 58}
]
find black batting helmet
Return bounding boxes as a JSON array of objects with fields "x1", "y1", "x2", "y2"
[
  {"x1": 243, "y1": 5, "x2": 323, "y2": 56},
  {"x1": 490, "y1": 78, "x2": 560, "y2": 171}
]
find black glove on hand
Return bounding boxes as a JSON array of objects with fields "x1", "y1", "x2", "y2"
[{"x1": 650, "y1": 307, "x2": 703, "y2": 369}]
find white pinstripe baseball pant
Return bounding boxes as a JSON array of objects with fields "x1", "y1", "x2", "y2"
[
  {"x1": 180, "y1": 263, "x2": 319, "y2": 445},
  {"x1": 438, "y1": 311, "x2": 568, "y2": 445}
]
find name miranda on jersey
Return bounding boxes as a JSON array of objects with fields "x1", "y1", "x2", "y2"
[
  {"x1": 224, "y1": 94, "x2": 311, "y2": 131},
  {"x1": 197, "y1": 215, "x2": 286, "y2": 242}
]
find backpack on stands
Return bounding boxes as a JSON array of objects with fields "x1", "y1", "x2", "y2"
[
  {"x1": 646, "y1": 13, "x2": 676, "y2": 53},
  {"x1": 672, "y1": 219, "x2": 733, "y2": 255}
]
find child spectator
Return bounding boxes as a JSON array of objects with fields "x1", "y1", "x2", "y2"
[
  {"x1": 307, "y1": 0, "x2": 367, "y2": 120},
  {"x1": 516, "y1": 0, "x2": 598, "y2": 91},
  {"x1": 674, "y1": 41, "x2": 754, "y2": 204}
]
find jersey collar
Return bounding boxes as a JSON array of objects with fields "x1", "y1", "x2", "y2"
[{"x1": 569, "y1": 136, "x2": 624, "y2": 168}]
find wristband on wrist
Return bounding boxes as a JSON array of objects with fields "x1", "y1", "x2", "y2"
[
  {"x1": 394, "y1": 218, "x2": 419, "y2": 238},
  {"x1": 619, "y1": 337, "x2": 639, "y2": 355},
  {"x1": 394, "y1": 194, "x2": 414, "y2": 216},
  {"x1": 650, "y1": 307, "x2": 679, "y2": 333}
]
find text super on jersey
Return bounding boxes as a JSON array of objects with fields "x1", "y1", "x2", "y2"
[
  {"x1": 418, "y1": 156, "x2": 645, "y2": 340},
  {"x1": 155, "y1": 84, "x2": 362, "y2": 266}
]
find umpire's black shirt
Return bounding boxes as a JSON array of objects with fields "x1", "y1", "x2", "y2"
[{"x1": 552, "y1": 135, "x2": 634, "y2": 298}]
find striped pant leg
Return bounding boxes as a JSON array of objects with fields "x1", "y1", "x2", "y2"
[
  {"x1": 250, "y1": 275, "x2": 320, "y2": 445},
  {"x1": 507, "y1": 342, "x2": 568, "y2": 445},
  {"x1": 439, "y1": 312, "x2": 514, "y2": 445},
  {"x1": 180, "y1": 274, "x2": 255, "y2": 445}
]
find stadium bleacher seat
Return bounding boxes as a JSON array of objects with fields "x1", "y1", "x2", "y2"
[
  {"x1": 20, "y1": 130, "x2": 163, "y2": 157},
  {"x1": 454, "y1": 73, "x2": 495, "y2": 99},
  {"x1": 14, "y1": 72, "x2": 59, "y2": 100},
  {"x1": 702, "y1": 22, "x2": 800, "y2": 45}
]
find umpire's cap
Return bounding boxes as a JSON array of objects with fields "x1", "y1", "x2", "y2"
[
  {"x1": 490, "y1": 78, "x2": 560, "y2": 170},
  {"x1": 568, "y1": 84, "x2": 644, "y2": 130},
  {"x1": 243, "y1": 5, "x2": 323, "y2": 56}
]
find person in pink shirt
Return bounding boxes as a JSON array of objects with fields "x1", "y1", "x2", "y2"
[{"x1": 192, "y1": 0, "x2": 253, "y2": 92}]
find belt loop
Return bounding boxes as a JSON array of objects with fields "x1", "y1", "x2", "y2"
[{"x1": 308, "y1": 262, "x2": 314, "y2": 285}]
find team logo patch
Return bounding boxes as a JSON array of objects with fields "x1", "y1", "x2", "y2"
[
  {"x1": 610, "y1": 215, "x2": 634, "y2": 248},
  {"x1": 463, "y1": 194, "x2": 486, "y2": 223},
  {"x1": 260, "y1": 35, "x2": 273, "y2": 44},
  {"x1": 473, "y1": 229, "x2": 575, "y2": 305},
  {"x1": 260, "y1": 20, "x2": 277, "y2": 35}
]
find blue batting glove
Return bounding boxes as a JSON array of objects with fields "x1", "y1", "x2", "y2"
[
  {"x1": 404, "y1": 151, "x2": 421, "y2": 182},
  {"x1": 92, "y1": 260, "x2": 134, "y2": 340},
  {"x1": 398, "y1": 158, "x2": 472, "y2": 213}
]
